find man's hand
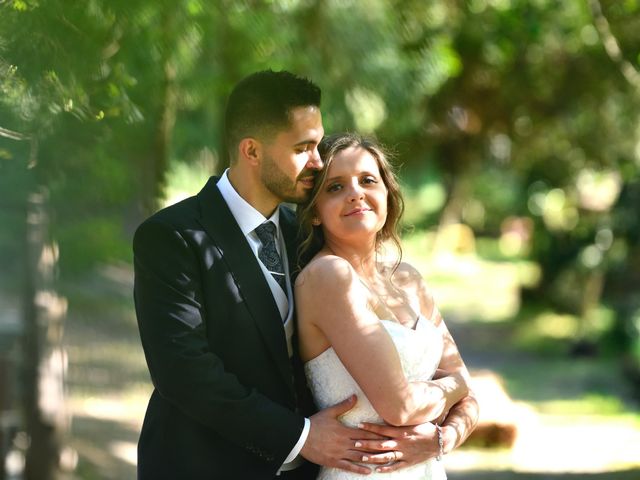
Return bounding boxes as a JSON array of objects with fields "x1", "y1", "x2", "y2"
[
  {"x1": 356, "y1": 391, "x2": 480, "y2": 472},
  {"x1": 355, "y1": 422, "x2": 444, "y2": 473},
  {"x1": 300, "y1": 396, "x2": 384, "y2": 475}
]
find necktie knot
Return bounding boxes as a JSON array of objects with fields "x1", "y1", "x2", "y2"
[{"x1": 255, "y1": 221, "x2": 277, "y2": 245}]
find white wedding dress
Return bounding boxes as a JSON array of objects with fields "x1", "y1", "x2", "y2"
[{"x1": 304, "y1": 317, "x2": 447, "y2": 479}]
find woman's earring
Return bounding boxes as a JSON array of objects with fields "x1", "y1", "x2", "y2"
[{"x1": 312, "y1": 217, "x2": 321, "y2": 226}]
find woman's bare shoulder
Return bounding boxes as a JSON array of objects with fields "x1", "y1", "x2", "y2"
[
  {"x1": 387, "y1": 260, "x2": 423, "y2": 287},
  {"x1": 388, "y1": 261, "x2": 440, "y2": 320},
  {"x1": 295, "y1": 254, "x2": 356, "y2": 290}
]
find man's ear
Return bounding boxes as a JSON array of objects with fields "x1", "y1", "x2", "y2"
[{"x1": 238, "y1": 138, "x2": 262, "y2": 167}]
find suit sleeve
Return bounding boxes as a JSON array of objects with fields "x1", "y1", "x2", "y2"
[{"x1": 133, "y1": 218, "x2": 305, "y2": 465}]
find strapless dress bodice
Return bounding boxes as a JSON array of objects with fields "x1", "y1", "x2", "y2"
[{"x1": 304, "y1": 317, "x2": 447, "y2": 479}]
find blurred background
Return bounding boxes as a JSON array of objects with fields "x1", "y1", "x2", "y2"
[{"x1": 1, "y1": 0, "x2": 640, "y2": 478}]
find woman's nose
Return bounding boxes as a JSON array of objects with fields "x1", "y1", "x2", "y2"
[{"x1": 347, "y1": 183, "x2": 364, "y2": 201}]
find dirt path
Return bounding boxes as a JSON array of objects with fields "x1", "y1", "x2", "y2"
[{"x1": 61, "y1": 266, "x2": 147, "y2": 479}]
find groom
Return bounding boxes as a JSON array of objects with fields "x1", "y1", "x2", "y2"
[
  {"x1": 134, "y1": 70, "x2": 376, "y2": 479},
  {"x1": 134, "y1": 70, "x2": 477, "y2": 479}
]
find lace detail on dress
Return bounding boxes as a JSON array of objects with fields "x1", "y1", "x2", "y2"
[{"x1": 304, "y1": 318, "x2": 447, "y2": 479}]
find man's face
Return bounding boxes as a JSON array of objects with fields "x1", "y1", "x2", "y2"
[{"x1": 260, "y1": 105, "x2": 324, "y2": 205}]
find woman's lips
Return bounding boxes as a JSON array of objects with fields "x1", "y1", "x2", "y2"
[{"x1": 345, "y1": 207, "x2": 371, "y2": 216}]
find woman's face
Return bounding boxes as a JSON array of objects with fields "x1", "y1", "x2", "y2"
[{"x1": 314, "y1": 146, "x2": 388, "y2": 244}]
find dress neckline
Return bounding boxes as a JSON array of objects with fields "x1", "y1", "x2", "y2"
[
  {"x1": 380, "y1": 315, "x2": 435, "y2": 333},
  {"x1": 304, "y1": 316, "x2": 435, "y2": 367},
  {"x1": 357, "y1": 277, "x2": 422, "y2": 328}
]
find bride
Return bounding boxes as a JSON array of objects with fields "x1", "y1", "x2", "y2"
[{"x1": 295, "y1": 133, "x2": 474, "y2": 479}]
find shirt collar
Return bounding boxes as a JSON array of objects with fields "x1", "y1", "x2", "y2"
[{"x1": 217, "y1": 169, "x2": 281, "y2": 236}]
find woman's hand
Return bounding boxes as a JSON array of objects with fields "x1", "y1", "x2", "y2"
[
  {"x1": 354, "y1": 422, "x2": 453, "y2": 473},
  {"x1": 404, "y1": 371, "x2": 469, "y2": 424}
]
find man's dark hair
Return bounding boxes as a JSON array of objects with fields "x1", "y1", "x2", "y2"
[{"x1": 224, "y1": 70, "x2": 321, "y2": 163}]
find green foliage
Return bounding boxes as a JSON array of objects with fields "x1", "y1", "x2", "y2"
[
  {"x1": 1, "y1": 0, "x2": 640, "y2": 372},
  {"x1": 0, "y1": 138, "x2": 32, "y2": 284},
  {"x1": 54, "y1": 216, "x2": 132, "y2": 273}
]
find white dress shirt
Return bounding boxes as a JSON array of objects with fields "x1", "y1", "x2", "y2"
[{"x1": 216, "y1": 170, "x2": 310, "y2": 469}]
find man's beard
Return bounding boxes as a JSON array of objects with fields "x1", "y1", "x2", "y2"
[{"x1": 261, "y1": 154, "x2": 313, "y2": 205}]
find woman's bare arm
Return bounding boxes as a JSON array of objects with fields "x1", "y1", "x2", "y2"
[
  {"x1": 413, "y1": 266, "x2": 479, "y2": 446},
  {"x1": 296, "y1": 256, "x2": 467, "y2": 426}
]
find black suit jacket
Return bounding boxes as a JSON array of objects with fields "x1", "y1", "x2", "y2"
[{"x1": 134, "y1": 177, "x2": 311, "y2": 479}]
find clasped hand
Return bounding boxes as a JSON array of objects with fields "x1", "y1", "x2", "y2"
[
  {"x1": 355, "y1": 421, "x2": 441, "y2": 473},
  {"x1": 301, "y1": 395, "x2": 442, "y2": 474}
]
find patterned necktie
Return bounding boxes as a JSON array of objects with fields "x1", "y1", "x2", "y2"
[{"x1": 255, "y1": 221, "x2": 287, "y2": 292}]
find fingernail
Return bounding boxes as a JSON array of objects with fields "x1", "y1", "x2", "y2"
[
  {"x1": 362, "y1": 455, "x2": 369, "y2": 461},
  {"x1": 355, "y1": 441, "x2": 362, "y2": 447},
  {"x1": 357, "y1": 423, "x2": 364, "y2": 428}
]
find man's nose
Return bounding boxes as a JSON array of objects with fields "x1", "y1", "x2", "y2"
[{"x1": 307, "y1": 147, "x2": 323, "y2": 170}]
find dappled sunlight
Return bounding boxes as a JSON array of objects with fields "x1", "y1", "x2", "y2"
[
  {"x1": 69, "y1": 393, "x2": 150, "y2": 425},
  {"x1": 499, "y1": 217, "x2": 533, "y2": 258},
  {"x1": 576, "y1": 169, "x2": 622, "y2": 212},
  {"x1": 162, "y1": 149, "x2": 217, "y2": 208},
  {"x1": 465, "y1": 371, "x2": 523, "y2": 449},
  {"x1": 539, "y1": 188, "x2": 580, "y2": 232},
  {"x1": 409, "y1": 255, "x2": 524, "y2": 322},
  {"x1": 445, "y1": 378, "x2": 640, "y2": 474},
  {"x1": 345, "y1": 87, "x2": 387, "y2": 133},
  {"x1": 59, "y1": 273, "x2": 150, "y2": 478},
  {"x1": 511, "y1": 415, "x2": 640, "y2": 473},
  {"x1": 402, "y1": 228, "x2": 543, "y2": 322},
  {"x1": 68, "y1": 398, "x2": 147, "y2": 479},
  {"x1": 109, "y1": 441, "x2": 137, "y2": 466}
]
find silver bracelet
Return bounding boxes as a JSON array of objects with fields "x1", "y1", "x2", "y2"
[{"x1": 435, "y1": 424, "x2": 444, "y2": 461}]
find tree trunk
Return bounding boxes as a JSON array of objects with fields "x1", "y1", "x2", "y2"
[
  {"x1": 23, "y1": 187, "x2": 68, "y2": 480},
  {"x1": 139, "y1": 9, "x2": 178, "y2": 217}
]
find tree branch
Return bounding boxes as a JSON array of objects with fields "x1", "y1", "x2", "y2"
[
  {"x1": 0, "y1": 125, "x2": 38, "y2": 167},
  {"x1": 588, "y1": 0, "x2": 640, "y2": 91},
  {"x1": 0, "y1": 125, "x2": 30, "y2": 141}
]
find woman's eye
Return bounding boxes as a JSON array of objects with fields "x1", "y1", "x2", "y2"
[
  {"x1": 327, "y1": 183, "x2": 342, "y2": 192},
  {"x1": 362, "y1": 176, "x2": 377, "y2": 184}
]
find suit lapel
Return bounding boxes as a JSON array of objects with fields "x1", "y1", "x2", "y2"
[
  {"x1": 195, "y1": 177, "x2": 294, "y2": 397},
  {"x1": 279, "y1": 205, "x2": 300, "y2": 276}
]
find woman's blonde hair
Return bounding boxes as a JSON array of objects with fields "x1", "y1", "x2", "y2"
[{"x1": 297, "y1": 133, "x2": 404, "y2": 268}]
